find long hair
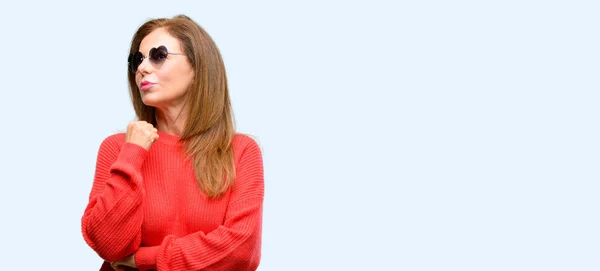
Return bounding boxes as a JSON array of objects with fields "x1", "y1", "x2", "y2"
[{"x1": 127, "y1": 15, "x2": 236, "y2": 198}]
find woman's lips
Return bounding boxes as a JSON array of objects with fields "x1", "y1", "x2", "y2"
[
  {"x1": 141, "y1": 83, "x2": 154, "y2": 91},
  {"x1": 140, "y1": 81, "x2": 154, "y2": 91}
]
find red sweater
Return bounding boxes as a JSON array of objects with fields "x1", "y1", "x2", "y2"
[{"x1": 81, "y1": 131, "x2": 264, "y2": 271}]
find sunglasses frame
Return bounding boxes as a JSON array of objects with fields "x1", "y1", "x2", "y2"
[{"x1": 128, "y1": 45, "x2": 185, "y2": 74}]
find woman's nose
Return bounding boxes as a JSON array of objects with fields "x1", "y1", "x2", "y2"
[{"x1": 137, "y1": 57, "x2": 152, "y2": 75}]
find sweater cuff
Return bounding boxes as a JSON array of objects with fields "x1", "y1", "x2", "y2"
[
  {"x1": 135, "y1": 246, "x2": 160, "y2": 271},
  {"x1": 117, "y1": 142, "x2": 149, "y2": 170}
]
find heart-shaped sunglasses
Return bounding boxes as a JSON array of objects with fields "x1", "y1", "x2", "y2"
[{"x1": 128, "y1": 45, "x2": 185, "y2": 74}]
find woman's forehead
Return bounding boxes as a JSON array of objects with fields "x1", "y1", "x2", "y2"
[{"x1": 139, "y1": 29, "x2": 181, "y2": 53}]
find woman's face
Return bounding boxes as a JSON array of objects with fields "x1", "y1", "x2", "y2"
[{"x1": 135, "y1": 27, "x2": 194, "y2": 109}]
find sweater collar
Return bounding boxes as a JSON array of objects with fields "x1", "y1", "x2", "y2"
[{"x1": 156, "y1": 131, "x2": 184, "y2": 146}]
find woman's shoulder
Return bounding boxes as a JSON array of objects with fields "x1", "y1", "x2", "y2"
[
  {"x1": 101, "y1": 132, "x2": 126, "y2": 145},
  {"x1": 232, "y1": 133, "x2": 262, "y2": 160},
  {"x1": 233, "y1": 133, "x2": 261, "y2": 151},
  {"x1": 97, "y1": 132, "x2": 127, "y2": 154}
]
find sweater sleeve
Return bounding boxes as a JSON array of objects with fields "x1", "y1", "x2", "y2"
[
  {"x1": 135, "y1": 138, "x2": 264, "y2": 271},
  {"x1": 81, "y1": 135, "x2": 149, "y2": 262}
]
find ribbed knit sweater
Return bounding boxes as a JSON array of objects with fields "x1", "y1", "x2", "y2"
[{"x1": 81, "y1": 131, "x2": 264, "y2": 271}]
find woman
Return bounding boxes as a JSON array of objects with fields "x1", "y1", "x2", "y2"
[{"x1": 81, "y1": 15, "x2": 264, "y2": 271}]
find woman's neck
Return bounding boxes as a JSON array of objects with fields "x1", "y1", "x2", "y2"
[{"x1": 155, "y1": 106, "x2": 188, "y2": 136}]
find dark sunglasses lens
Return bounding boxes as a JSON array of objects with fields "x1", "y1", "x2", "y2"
[
  {"x1": 128, "y1": 52, "x2": 143, "y2": 73},
  {"x1": 149, "y1": 46, "x2": 168, "y2": 66}
]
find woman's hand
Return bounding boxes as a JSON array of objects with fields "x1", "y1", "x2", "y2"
[
  {"x1": 111, "y1": 254, "x2": 136, "y2": 270},
  {"x1": 126, "y1": 121, "x2": 159, "y2": 150}
]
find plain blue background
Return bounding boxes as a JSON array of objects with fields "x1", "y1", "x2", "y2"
[{"x1": 0, "y1": 0, "x2": 598, "y2": 270}]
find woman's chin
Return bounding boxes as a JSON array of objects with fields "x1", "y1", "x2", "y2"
[{"x1": 141, "y1": 96, "x2": 160, "y2": 107}]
